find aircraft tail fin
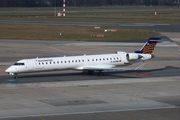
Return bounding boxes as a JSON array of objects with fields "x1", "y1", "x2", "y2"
[{"x1": 135, "y1": 37, "x2": 173, "y2": 54}]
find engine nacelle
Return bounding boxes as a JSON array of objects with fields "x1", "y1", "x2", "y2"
[{"x1": 126, "y1": 53, "x2": 142, "y2": 61}]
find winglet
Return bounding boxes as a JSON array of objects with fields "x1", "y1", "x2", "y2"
[{"x1": 135, "y1": 37, "x2": 174, "y2": 54}]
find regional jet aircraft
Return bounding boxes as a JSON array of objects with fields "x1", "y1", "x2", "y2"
[{"x1": 5, "y1": 37, "x2": 172, "y2": 78}]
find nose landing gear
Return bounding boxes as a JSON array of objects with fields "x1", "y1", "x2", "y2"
[
  {"x1": 8, "y1": 72, "x2": 18, "y2": 79},
  {"x1": 13, "y1": 73, "x2": 18, "y2": 79}
]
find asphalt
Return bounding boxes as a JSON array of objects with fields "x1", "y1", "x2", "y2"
[
  {"x1": 0, "y1": 38, "x2": 180, "y2": 120},
  {"x1": 0, "y1": 14, "x2": 180, "y2": 120},
  {"x1": 0, "y1": 66, "x2": 180, "y2": 84},
  {"x1": 1, "y1": 20, "x2": 180, "y2": 32}
]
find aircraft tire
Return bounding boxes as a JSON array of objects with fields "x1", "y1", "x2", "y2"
[
  {"x1": 88, "y1": 70, "x2": 94, "y2": 75},
  {"x1": 98, "y1": 71, "x2": 103, "y2": 76}
]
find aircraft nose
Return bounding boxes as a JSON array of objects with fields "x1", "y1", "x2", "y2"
[
  {"x1": 5, "y1": 67, "x2": 11, "y2": 73},
  {"x1": 5, "y1": 67, "x2": 14, "y2": 73}
]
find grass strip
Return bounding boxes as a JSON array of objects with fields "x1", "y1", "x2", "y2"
[
  {"x1": 0, "y1": 24, "x2": 159, "y2": 41},
  {"x1": 0, "y1": 7, "x2": 180, "y2": 24}
]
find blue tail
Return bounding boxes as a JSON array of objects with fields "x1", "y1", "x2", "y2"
[{"x1": 135, "y1": 37, "x2": 173, "y2": 54}]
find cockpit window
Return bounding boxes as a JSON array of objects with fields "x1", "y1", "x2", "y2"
[{"x1": 14, "y1": 63, "x2": 25, "y2": 65}]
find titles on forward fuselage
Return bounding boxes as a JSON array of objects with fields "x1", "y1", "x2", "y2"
[{"x1": 38, "y1": 59, "x2": 53, "y2": 62}]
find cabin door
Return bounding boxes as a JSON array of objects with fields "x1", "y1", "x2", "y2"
[
  {"x1": 27, "y1": 60, "x2": 34, "y2": 71},
  {"x1": 34, "y1": 59, "x2": 44, "y2": 70}
]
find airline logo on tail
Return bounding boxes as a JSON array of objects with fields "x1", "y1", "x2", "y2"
[
  {"x1": 135, "y1": 37, "x2": 172, "y2": 54},
  {"x1": 142, "y1": 42, "x2": 157, "y2": 54}
]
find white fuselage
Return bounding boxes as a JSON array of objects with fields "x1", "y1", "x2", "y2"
[{"x1": 5, "y1": 52, "x2": 153, "y2": 75}]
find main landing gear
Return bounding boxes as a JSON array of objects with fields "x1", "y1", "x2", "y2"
[
  {"x1": 97, "y1": 71, "x2": 103, "y2": 76},
  {"x1": 88, "y1": 70, "x2": 94, "y2": 75},
  {"x1": 87, "y1": 70, "x2": 103, "y2": 76}
]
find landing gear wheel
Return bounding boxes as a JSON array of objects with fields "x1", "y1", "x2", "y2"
[
  {"x1": 98, "y1": 71, "x2": 103, "y2": 76},
  {"x1": 88, "y1": 70, "x2": 94, "y2": 75},
  {"x1": 14, "y1": 76, "x2": 18, "y2": 79},
  {"x1": 14, "y1": 73, "x2": 18, "y2": 79}
]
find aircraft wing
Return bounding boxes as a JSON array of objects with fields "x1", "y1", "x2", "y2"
[
  {"x1": 83, "y1": 63, "x2": 145, "y2": 71},
  {"x1": 83, "y1": 67, "x2": 133, "y2": 71}
]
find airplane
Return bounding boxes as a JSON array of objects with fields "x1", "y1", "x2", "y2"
[{"x1": 5, "y1": 37, "x2": 173, "y2": 78}]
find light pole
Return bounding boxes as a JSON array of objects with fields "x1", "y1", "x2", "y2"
[
  {"x1": 63, "y1": 0, "x2": 66, "y2": 16},
  {"x1": 54, "y1": 0, "x2": 56, "y2": 16}
]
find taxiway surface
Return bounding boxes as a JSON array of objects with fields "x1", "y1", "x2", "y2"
[
  {"x1": 0, "y1": 20, "x2": 180, "y2": 32},
  {"x1": 0, "y1": 39, "x2": 180, "y2": 120},
  {"x1": 0, "y1": 6, "x2": 180, "y2": 119}
]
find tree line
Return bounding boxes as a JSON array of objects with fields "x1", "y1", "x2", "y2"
[{"x1": 0, "y1": 0, "x2": 179, "y2": 7}]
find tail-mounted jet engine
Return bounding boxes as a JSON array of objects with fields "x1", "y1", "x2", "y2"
[{"x1": 126, "y1": 53, "x2": 143, "y2": 61}]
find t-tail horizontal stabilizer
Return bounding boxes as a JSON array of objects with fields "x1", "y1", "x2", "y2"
[{"x1": 135, "y1": 37, "x2": 174, "y2": 54}]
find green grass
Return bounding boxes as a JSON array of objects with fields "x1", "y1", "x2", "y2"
[
  {"x1": 0, "y1": 6, "x2": 180, "y2": 24},
  {"x1": 0, "y1": 13, "x2": 180, "y2": 24},
  {"x1": 0, "y1": 24, "x2": 159, "y2": 41},
  {"x1": 1, "y1": 6, "x2": 177, "y2": 41}
]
